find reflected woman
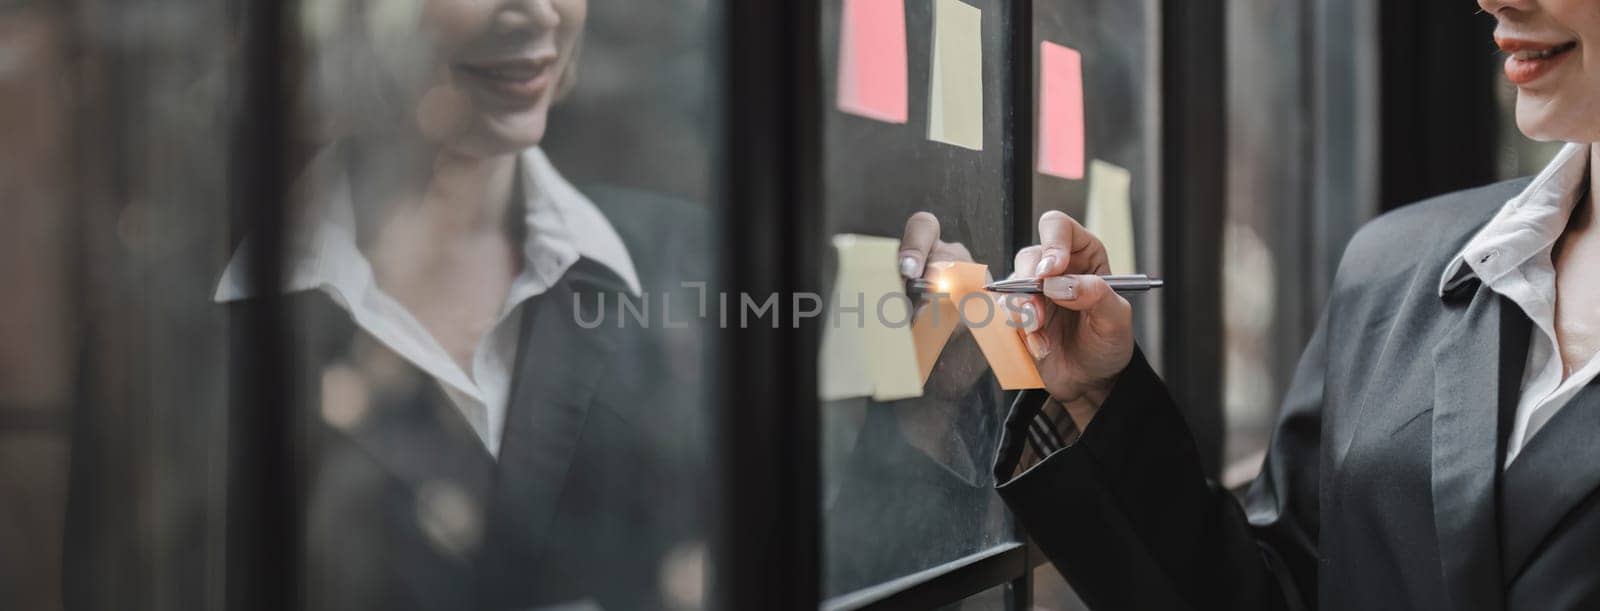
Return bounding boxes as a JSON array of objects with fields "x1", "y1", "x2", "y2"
[{"x1": 212, "y1": 1, "x2": 709, "y2": 609}]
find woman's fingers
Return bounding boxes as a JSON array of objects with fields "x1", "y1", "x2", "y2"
[
  {"x1": 1043, "y1": 275, "x2": 1131, "y2": 320},
  {"x1": 898, "y1": 211, "x2": 941, "y2": 278},
  {"x1": 1006, "y1": 247, "x2": 1048, "y2": 334},
  {"x1": 1005, "y1": 245, "x2": 1050, "y2": 357},
  {"x1": 1000, "y1": 292, "x2": 1046, "y2": 332},
  {"x1": 1012, "y1": 245, "x2": 1042, "y2": 279},
  {"x1": 1035, "y1": 211, "x2": 1111, "y2": 277},
  {"x1": 927, "y1": 239, "x2": 973, "y2": 265}
]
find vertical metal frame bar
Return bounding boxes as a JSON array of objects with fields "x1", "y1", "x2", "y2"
[
  {"x1": 1008, "y1": 0, "x2": 1033, "y2": 253},
  {"x1": 226, "y1": 1, "x2": 298, "y2": 610},
  {"x1": 1007, "y1": 0, "x2": 1035, "y2": 605},
  {"x1": 715, "y1": 0, "x2": 824, "y2": 608}
]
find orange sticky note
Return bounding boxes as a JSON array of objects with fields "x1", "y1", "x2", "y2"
[
  {"x1": 915, "y1": 262, "x2": 1045, "y2": 390},
  {"x1": 911, "y1": 289, "x2": 962, "y2": 383},
  {"x1": 837, "y1": 0, "x2": 909, "y2": 123},
  {"x1": 1037, "y1": 41, "x2": 1085, "y2": 180}
]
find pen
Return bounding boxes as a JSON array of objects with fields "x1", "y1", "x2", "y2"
[
  {"x1": 985, "y1": 274, "x2": 1164, "y2": 294},
  {"x1": 906, "y1": 274, "x2": 1165, "y2": 295}
]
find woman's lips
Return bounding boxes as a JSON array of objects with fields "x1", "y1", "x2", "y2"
[
  {"x1": 1497, "y1": 37, "x2": 1579, "y2": 86},
  {"x1": 453, "y1": 56, "x2": 557, "y2": 105}
]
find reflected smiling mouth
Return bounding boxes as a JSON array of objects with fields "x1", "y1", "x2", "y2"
[
  {"x1": 458, "y1": 57, "x2": 551, "y2": 81},
  {"x1": 453, "y1": 55, "x2": 559, "y2": 104}
]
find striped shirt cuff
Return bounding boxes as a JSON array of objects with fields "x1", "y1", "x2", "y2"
[{"x1": 1016, "y1": 396, "x2": 1081, "y2": 473}]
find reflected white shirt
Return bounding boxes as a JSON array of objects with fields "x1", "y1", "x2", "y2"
[
  {"x1": 1438, "y1": 142, "x2": 1600, "y2": 467},
  {"x1": 215, "y1": 147, "x2": 641, "y2": 457}
]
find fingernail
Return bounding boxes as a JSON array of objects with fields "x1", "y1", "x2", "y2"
[
  {"x1": 1034, "y1": 255, "x2": 1056, "y2": 277},
  {"x1": 1025, "y1": 333, "x2": 1051, "y2": 359},
  {"x1": 1044, "y1": 276, "x2": 1077, "y2": 300},
  {"x1": 1022, "y1": 302, "x2": 1042, "y2": 332},
  {"x1": 900, "y1": 256, "x2": 919, "y2": 278}
]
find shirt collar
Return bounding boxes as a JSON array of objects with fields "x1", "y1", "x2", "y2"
[
  {"x1": 214, "y1": 146, "x2": 642, "y2": 303},
  {"x1": 1438, "y1": 142, "x2": 1589, "y2": 298}
]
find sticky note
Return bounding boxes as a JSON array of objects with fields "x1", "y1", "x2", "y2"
[
  {"x1": 819, "y1": 235, "x2": 924, "y2": 402},
  {"x1": 1037, "y1": 41, "x2": 1085, "y2": 179},
  {"x1": 928, "y1": 0, "x2": 984, "y2": 150},
  {"x1": 919, "y1": 262, "x2": 1044, "y2": 390},
  {"x1": 911, "y1": 281, "x2": 962, "y2": 384},
  {"x1": 837, "y1": 0, "x2": 909, "y2": 123},
  {"x1": 1086, "y1": 160, "x2": 1136, "y2": 274}
]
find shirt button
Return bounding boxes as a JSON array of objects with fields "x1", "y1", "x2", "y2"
[{"x1": 1479, "y1": 249, "x2": 1498, "y2": 265}]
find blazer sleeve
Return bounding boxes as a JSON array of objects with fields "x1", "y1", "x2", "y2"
[{"x1": 995, "y1": 315, "x2": 1329, "y2": 611}]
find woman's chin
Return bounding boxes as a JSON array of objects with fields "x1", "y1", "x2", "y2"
[
  {"x1": 488, "y1": 113, "x2": 550, "y2": 151},
  {"x1": 1515, "y1": 98, "x2": 1576, "y2": 143},
  {"x1": 449, "y1": 117, "x2": 549, "y2": 157}
]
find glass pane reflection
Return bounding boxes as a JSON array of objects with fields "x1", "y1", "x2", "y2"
[
  {"x1": 0, "y1": 0, "x2": 723, "y2": 610},
  {"x1": 292, "y1": 1, "x2": 721, "y2": 609},
  {"x1": 819, "y1": 0, "x2": 1017, "y2": 598}
]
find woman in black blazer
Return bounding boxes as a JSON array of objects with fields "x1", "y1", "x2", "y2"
[{"x1": 937, "y1": 1, "x2": 1600, "y2": 609}]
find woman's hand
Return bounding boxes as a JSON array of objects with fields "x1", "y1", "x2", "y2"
[
  {"x1": 897, "y1": 211, "x2": 975, "y2": 280},
  {"x1": 897, "y1": 211, "x2": 986, "y2": 401},
  {"x1": 1005, "y1": 211, "x2": 1134, "y2": 429}
]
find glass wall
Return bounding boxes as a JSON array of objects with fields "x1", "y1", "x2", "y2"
[
  {"x1": 1, "y1": 7, "x2": 76, "y2": 610},
  {"x1": 1, "y1": 0, "x2": 724, "y2": 609},
  {"x1": 1220, "y1": 0, "x2": 1381, "y2": 487},
  {"x1": 818, "y1": 0, "x2": 1017, "y2": 598},
  {"x1": 1222, "y1": 0, "x2": 1316, "y2": 482}
]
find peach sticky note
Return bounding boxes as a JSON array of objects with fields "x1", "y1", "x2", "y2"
[
  {"x1": 928, "y1": 0, "x2": 984, "y2": 150},
  {"x1": 837, "y1": 0, "x2": 909, "y2": 123},
  {"x1": 820, "y1": 235, "x2": 924, "y2": 402},
  {"x1": 1086, "y1": 160, "x2": 1136, "y2": 273},
  {"x1": 910, "y1": 273, "x2": 962, "y2": 384},
  {"x1": 917, "y1": 261, "x2": 1044, "y2": 390},
  {"x1": 1037, "y1": 41, "x2": 1085, "y2": 179}
]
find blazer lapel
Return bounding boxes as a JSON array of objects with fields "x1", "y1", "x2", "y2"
[
  {"x1": 483, "y1": 266, "x2": 621, "y2": 568},
  {"x1": 295, "y1": 292, "x2": 498, "y2": 497},
  {"x1": 1499, "y1": 378, "x2": 1600, "y2": 583},
  {"x1": 1431, "y1": 285, "x2": 1517, "y2": 611}
]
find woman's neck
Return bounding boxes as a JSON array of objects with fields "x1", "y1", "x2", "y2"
[
  {"x1": 418, "y1": 151, "x2": 518, "y2": 235},
  {"x1": 348, "y1": 136, "x2": 521, "y2": 241}
]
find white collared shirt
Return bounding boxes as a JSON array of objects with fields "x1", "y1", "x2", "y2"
[
  {"x1": 215, "y1": 147, "x2": 641, "y2": 457},
  {"x1": 1439, "y1": 142, "x2": 1600, "y2": 467}
]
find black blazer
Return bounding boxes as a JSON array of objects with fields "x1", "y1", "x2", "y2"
[
  {"x1": 995, "y1": 177, "x2": 1600, "y2": 611},
  {"x1": 272, "y1": 188, "x2": 711, "y2": 611}
]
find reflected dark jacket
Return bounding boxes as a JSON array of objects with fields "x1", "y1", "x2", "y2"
[
  {"x1": 996, "y1": 177, "x2": 1600, "y2": 610},
  {"x1": 283, "y1": 188, "x2": 708, "y2": 611}
]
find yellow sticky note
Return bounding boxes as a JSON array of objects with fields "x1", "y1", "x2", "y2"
[
  {"x1": 1087, "y1": 160, "x2": 1136, "y2": 274},
  {"x1": 922, "y1": 261, "x2": 1044, "y2": 390},
  {"x1": 928, "y1": 0, "x2": 984, "y2": 150},
  {"x1": 819, "y1": 235, "x2": 924, "y2": 402}
]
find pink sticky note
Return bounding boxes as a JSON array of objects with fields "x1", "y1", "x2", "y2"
[
  {"x1": 1037, "y1": 42, "x2": 1085, "y2": 180},
  {"x1": 837, "y1": 0, "x2": 909, "y2": 124}
]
